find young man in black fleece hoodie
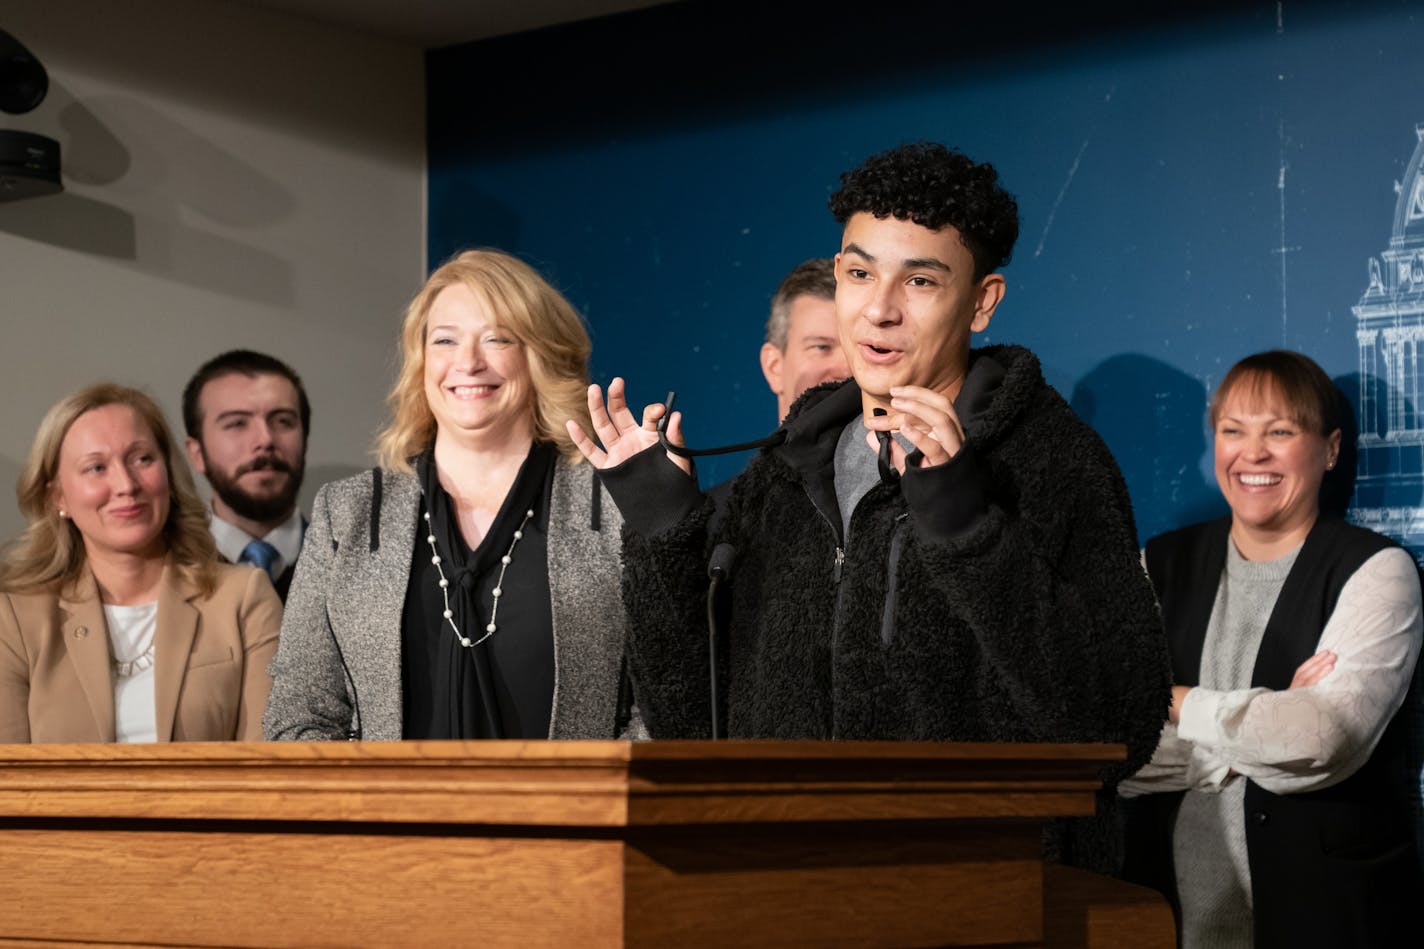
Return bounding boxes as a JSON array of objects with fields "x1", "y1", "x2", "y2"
[{"x1": 568, "y1": 142, "x2": 1172, "y2": 867}]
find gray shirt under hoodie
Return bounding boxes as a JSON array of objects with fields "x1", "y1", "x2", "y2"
[{"x1": 1173, "y1": 539, "x2": 1299, "y2": 949}]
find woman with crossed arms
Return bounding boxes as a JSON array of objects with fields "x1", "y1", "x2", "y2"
[{"x1": 1121, "y1": 349, "x2": 1422, "y2": 947}]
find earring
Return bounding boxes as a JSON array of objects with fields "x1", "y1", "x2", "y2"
[{"x1": 58, "y1": 509, "x2": 67, "y2": 518}]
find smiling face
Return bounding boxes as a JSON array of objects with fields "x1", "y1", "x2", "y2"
[
  {"x1": 423, "y1": 282, "x2": 533, "y2": 447},
  {"x1": 1213, "y1": 381, "x2": 1340, "y2": 556},
  {"x1": 834, "y1": 213, "x2": 1005, "y2": 415},
  {"x1": 52, "y1": 403, "x2": 171, "y2": 563}
]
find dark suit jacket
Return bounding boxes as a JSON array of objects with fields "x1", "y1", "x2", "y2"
[
  {"x1": 216, "y1": 517, "x2": 307, "y2": 604},
  {"x1": 271, "y1": 561, "x2": 296, "y2": 603}
]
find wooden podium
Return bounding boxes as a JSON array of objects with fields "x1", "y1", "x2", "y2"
[{"x1": 0, "y1": 741, "x2": 1172, "y2": 947}]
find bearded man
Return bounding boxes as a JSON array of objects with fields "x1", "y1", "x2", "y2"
[{"x1": 183, "y1": 350, "x2": 309, "y2": 602}]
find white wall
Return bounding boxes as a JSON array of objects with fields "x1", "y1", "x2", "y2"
[{"x1": 0, "y1": 0, "x2": 425, "y2": 541}]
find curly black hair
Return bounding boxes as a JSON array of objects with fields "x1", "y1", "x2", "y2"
[{"x1": 828, "y1": 142, "x2": 1019, "y2": 279}]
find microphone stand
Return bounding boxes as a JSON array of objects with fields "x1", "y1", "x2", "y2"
[
  {"x1": 649, "y1": 390, "x2": 760, "y2": 740},
  {"x1": 706, "y1": 571, "x2": 722, "y2": 741},
  {"x1": 705, "y1": 543, "x2": 736, "y2": 741}
]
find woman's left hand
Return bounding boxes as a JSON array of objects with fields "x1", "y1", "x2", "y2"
[
  {"x1": 1168, "y1": 685, "x2": 1191, "y2": 725},
  {"x1": 1168, "y1": 649, "x2": 1338, "y2": 727},
  {"x1": 1289, "y1": 649, "x2": 1338, "y2": 689},
  {"x1": 862, "y1": 385, "x2": 966, "y2": 473}
]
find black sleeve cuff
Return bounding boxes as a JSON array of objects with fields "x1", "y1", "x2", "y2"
[
  {"x1": 598, "y1": 446, "x2": 703, "y2": 537},
  {"x1": 901, "y1": 442, "x2": 990, "y2": 543}
]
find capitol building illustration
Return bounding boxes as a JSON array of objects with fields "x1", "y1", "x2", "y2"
[{"x1": 1350, "y1": 122, "x2": 1424, "y2": 562}]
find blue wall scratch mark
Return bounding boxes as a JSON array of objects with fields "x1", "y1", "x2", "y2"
[{"x1": 1034, "y1": 137, "x2": 1091, "y2": 259}]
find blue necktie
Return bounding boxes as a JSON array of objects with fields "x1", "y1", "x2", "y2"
[{"x1": 239, "y1": 539, "x2": 279, "y2": 579}]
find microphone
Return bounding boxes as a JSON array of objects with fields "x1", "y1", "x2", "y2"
[
  {"x1": 325, "y1": 608, "x2": 362, "y2": 741},
  {"x1": 872, "y1": 407, "x2": 898, "y2": 483},
  {"x1": 658, "y1": 391, "x2": 788, "y2": 458},
  {"x1": 706, "y1": 543, "x2": 736, "y2": 740},
  {"x1": 869, "y1": 408, "x2": 927, "y2": 479}
]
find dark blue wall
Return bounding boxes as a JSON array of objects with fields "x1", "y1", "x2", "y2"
[{"x1": 427, "y1": 0, "x2": 1424, "y2": 553}]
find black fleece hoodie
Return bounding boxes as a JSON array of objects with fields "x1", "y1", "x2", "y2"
[{"x1": 602, "y1": 344, "x2": 1171, "y2": 787}]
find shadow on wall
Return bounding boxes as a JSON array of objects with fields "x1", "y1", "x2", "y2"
[
  {"x1": 0, "y1": 83, "x2": 135, "y2": 257},
  {"x1": 1324, "y1": 373, "x2": 1363, "y2": 518},
  {"x1": 0, "y1": 82, "x2": 296, "y2": 307},
  {"x1": 428, "y1": 181, "x2": 522, "y2": 266},
  {"x1": 1070, "y1": 353, "x2": 1226, "y2": 545},
  {"x1": 0, "y1": 188, "x2": 135, "y2": 257}
]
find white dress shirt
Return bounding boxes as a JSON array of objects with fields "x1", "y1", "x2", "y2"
[{"x1": 208, "y1": 507, "x2": 305, "y2": 580}]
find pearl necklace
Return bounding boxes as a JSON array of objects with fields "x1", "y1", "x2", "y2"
[{"x1": 424, "y1": 507, "x2": 534, "y2": 649}]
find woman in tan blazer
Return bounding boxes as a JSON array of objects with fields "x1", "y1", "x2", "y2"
[{"x1": 0, "y1": 383, "x2": 281, "y2": 743}]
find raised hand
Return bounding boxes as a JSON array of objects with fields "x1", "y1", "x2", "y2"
[
  {"x1": 862, "y1": 384, "x2": 966, "y2": 473},
  {"x1": 566, "y1": 376, "x2": 693, "y2": 475}
]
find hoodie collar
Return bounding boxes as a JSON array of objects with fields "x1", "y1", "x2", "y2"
[{"x1": 772, "y1": 345, "x2": 1032, "y2": 476}]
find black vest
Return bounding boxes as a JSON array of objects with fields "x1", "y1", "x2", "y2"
[{"x1": 1124, "y1": 516, "x2": 1420, "y2": 948}]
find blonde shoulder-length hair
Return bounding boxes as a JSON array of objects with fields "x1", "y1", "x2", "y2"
[
  {"x1": 376, "y1": 248, "x2": 595, "y2": 472},
  {"x1": 0, "y1": 383, "x2": 219, "y2": 597}
]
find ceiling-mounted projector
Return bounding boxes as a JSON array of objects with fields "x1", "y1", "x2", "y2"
[{"x1": 1, "y1": 28, "x2": 62, "y2": 202}]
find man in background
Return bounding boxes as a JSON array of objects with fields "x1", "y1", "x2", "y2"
[
  {"x1": 758, "y1": 257, "x2": 850, "y2": 423},
  {"x1": 708, "y1": 258, "x2": 850, "y2": 518},
  {"x1": 182, "y1": 349, "x2": 309, "y2": 602}
]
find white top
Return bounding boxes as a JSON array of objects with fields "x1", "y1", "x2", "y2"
[
  {"x1": 1121, "y1": 544, "x2": 1423, "y2": 797},
  {"x1": 209, "y1": 506, "x2": 304, "y2": 579},
  {"x1": 106, "y1": 601, "x2": 159, "y2": 744}
]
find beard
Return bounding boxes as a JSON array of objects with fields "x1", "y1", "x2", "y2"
[{"x1": 202, "y1": 449, "x2": 305, "y2": 524}]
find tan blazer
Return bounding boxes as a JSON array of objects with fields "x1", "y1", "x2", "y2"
[{"x1": 0, "y1": 560, "x2": 282, "y2": 742}]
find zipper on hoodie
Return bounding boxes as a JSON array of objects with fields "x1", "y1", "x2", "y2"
[
  {"x1": 880, "y1": 513, "x2": 910, "y2": 645},
  {"x1": 802, "y1": 484, "x2": 846, "y2": 586}
]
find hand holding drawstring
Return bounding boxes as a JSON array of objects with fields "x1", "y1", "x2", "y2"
[
  {"x1": 567, "y1": 376, "x2": 693, "y2": 475},
  {"x1": 864, "y1": 385, "x2": 966, "y2": 474}
]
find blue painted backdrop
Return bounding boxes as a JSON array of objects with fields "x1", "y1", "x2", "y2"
[{"x1": 427, "y1": 0, "x2": 1424, "y2": 553}]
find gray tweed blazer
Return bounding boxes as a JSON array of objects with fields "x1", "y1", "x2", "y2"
[{"x1": 262, "y1": 457, "x2": 628, "y2": 740}]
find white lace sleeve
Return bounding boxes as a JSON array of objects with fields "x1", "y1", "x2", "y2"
[
  {"x1": 1176, "y1": 546, "x2": 1422, "y2": 794},
  {"x1": 1120, "y1": 547, "x2": 1232, "y2": 796}
]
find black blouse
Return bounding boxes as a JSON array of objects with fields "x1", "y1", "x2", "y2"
[{"x1": 400, "y1": 443, "x2": 556, "y2": 739}]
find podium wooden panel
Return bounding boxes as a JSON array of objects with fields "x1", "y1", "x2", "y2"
[{"x1": 0, "y1": 740, "x2": 1172, "y2": 947}]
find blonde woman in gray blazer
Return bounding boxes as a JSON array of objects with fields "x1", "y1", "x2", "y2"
[{"x1": 263, "y1": 250, "x2": 633, "y2": 741}]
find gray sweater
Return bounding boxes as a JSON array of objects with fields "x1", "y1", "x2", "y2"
[{"x1": 262, "y1": 458, "x2": 628, "y2": 740}]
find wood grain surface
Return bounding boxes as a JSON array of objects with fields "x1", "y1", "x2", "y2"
[{"x1": 0, "y1": 740, "x2": 1167, "y2": 947}]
